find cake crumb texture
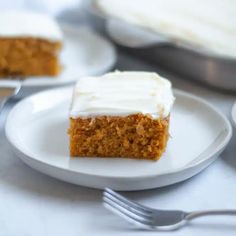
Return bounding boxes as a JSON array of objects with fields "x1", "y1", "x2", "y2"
[
  {"x1": 68, "y1": 114, "x2": 169, "y2": 160},
  {"x1": 0, "y1": 38, "x2": 61, "y2": 77}
]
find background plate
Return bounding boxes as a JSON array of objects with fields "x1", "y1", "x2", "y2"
[{"x1": 5, "y1": 87, "x2": 232, "y2": 190}]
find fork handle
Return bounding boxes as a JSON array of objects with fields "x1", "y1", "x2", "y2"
[{"x1": 186, "y1": 210, "x2": 236, "y2": 220}]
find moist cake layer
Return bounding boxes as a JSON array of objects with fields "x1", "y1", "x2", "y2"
[
  {"x1": 69, "y1": 114, "x2": 169, "y2": 160},
  {"x1": 0, "y1": 38, "x2": 61, "y2": 76}
]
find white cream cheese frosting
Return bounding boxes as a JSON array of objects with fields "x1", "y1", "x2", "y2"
[
  {"x1": 0, "y1": 11, "x2": 62, "y2": 42},
  {"x1": 70, "y1": 71, "x2": 175, "y2": 119},
  {"x1": 97, "y1": 0, "x2": 236, "y2": 58}
]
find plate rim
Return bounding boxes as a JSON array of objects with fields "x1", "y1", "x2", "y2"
[{"x1": 5, "y1": 87, "x2": 232, "y2": 181}]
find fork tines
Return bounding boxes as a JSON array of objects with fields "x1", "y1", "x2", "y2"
[{"x1": 103, "y1": 188, "x2": 154, "y2": 228}]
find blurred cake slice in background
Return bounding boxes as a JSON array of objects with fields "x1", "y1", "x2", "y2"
[
  {"x1": 68, "y1": 71, "x2": 175, "y2": 161},
  {"x1": 0, "y1": 11, "x2": 62, "y2": 77}
]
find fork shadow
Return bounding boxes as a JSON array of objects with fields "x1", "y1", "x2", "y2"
[
  {"x1": 187, "y1": 221, "x2": 236, "y2": 231},
  {"x1": 95, "y1": 216, "x2": 236, "y2": 233}
]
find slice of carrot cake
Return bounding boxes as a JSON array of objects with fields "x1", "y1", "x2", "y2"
[
  {"x1": 68, "y1": 71, "x2": 175, "y2": 160},
  {"x1": 0, "y1": 11, "x2": 62, "y2": 77}
]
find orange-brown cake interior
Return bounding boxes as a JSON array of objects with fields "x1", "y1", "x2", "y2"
[
  {"x1": 0, "y1": 38, "x2": 61, "y2": 77},
  {"x1": 68, "y1": 114, "x2": 169, "y2": 160}
]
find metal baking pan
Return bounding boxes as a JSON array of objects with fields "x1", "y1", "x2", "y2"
[{"x1": 85, "y1": 0, "x2": 236, "y2": 92}]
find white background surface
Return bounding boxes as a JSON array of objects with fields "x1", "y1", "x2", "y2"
[
  {"x1": 0, "y1": 1, "x2": 236, "y2": 235},
  {"x1": 0, "y1": 53, "x2": 236, "y2": 236}
]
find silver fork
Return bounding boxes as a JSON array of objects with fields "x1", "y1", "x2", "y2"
[
  {"x1": 0, "y1": 80, "x2": 22, "y2": 113},
  {"x1": 103, "y1": 188, "x2": 236, "y2": 231}
]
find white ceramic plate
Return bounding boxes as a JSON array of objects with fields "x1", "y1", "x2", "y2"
[
  {"x1": 1, "y1": 24, "x2": 116, "y2": 87},
  {"x1": 5, "y1": 87, "x2": 232, "y2": 191}
]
